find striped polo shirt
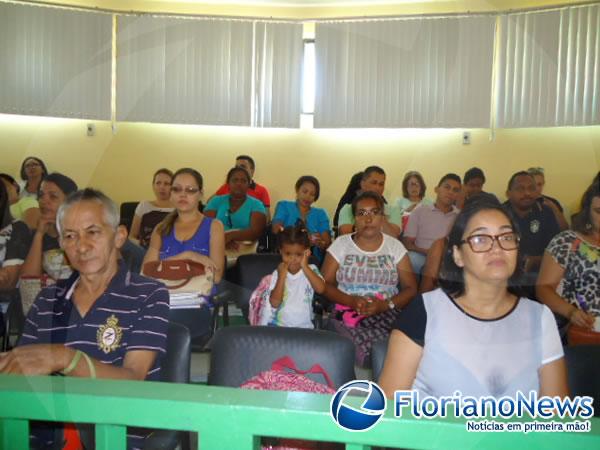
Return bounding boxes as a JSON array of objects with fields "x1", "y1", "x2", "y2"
[
  {"x1": 20, "y1": 263, "x2": 170, "y2": 450},
  {"x1": 19, "y1": 262, "x2": 170, "y2": 380}
]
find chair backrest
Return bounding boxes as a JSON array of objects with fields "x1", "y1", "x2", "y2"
[
  {"x1": 231, "y1": 254, "x2": 321, "y2": 309},
  {"x1": 162, "y1": 322, "x2": 192, "y2": 384},
  {"x1": 233, "y1": 254, "x2": 281, "y2": 290},
  {"x1": 564, "y1": 345, "x2": 600, "y2": 417},
  {"x1": 370, "y1": 338, "x2": 389, "y2": 382},
  {"x1": 208, "y1": 326, "x2": 356, "y2": 389},
  {"x1": 120, "y1": 240, "x2": 146, "y2": 274},
  {"x1": 1, "y1": 292, "x2": 25, "y2": 352},
  {"x1": 119, "y1": 201, "x2": 140, "y2": 233}
]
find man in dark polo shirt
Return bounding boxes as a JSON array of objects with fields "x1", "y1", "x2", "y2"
[
  {"x1": 527, "y1": 167, "x2": 569, "y2": 231},
  {"x1": 0, "y1": 188, "x2": 169, "y2": 449},
  {"x1": 504, "y1": 172, "x2": 560, "y2": 297}
]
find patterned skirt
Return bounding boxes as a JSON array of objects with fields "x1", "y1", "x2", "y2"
[{"x1": 330, "y1": 308, "x2": 400, "y2": 367}]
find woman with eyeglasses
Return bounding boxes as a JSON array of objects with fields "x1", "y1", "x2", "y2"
[
  {"x1": 129, "y1": 168, "x2": 175, "y2": 248},
  {"x1": 379, "y1": 200, "x2": 568, "y2": 399},
  {"x1": 143, "y1": 168, "x2": 225, "y2": 283},
  {"x1": 18, "y1": 156, "x2": 48, "y2": 199},
  {"x1": 204, "y1": 167, "x2": 266, "y2": 252},
  {"x1": 396, "y1": 171, "x2": 432, "y2": 216},
  {"x1": 321, "y1": 191, "x2": 417, "y2": 367}
]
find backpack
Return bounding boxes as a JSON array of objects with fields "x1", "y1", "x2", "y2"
[
  {"x1": 248, "y1": 274, "x2": 274, "y2": 326},
  {"x1": 241, "y1": 356, "x2": 341, "y2": 450},
  {"x1": 241, "y1": 356, "x2": 335, "y2": 394}
]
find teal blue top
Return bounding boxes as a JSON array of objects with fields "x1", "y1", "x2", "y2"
[{"x1": 205, "y1": 194, "x2": 266, "y2": 231}]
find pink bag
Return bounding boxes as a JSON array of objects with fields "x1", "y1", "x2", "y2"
[
  {"x1": 249, "y1": 274, "x2": 274, "y2": 326},
  {"x1": 335, "y1": 292, "x2": 387, "y2": 328},
  {"x1": 241, "y1": 356, "x2": 335, "y2": 394},
  {"x1": 241, "y1": 357, "x2": 340, "y2": 450}
]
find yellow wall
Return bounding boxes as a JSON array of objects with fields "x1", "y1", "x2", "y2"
[
  {"x1": 1, "y1": 115, "x2": 598, "y2": 215},
  {"x1": 2, "y1": 0, "x2": 599, "y2": 216}
]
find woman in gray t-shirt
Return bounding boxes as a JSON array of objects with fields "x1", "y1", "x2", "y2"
[{"x1": 379, "y1": 201, "x2": 567, "y2": 399}]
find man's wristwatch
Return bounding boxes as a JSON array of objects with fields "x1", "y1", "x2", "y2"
[{"x1": 387, "y1": 299, "x2": 395, "y2": 310}]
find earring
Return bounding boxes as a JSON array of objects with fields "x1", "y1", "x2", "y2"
[{"x1": 585, "y1": 222, "x2": 593, "y2": 230}]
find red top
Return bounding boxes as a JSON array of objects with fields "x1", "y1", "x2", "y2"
[{"x1": 215, "y1": 181, "x2": 271, "y2": 208}]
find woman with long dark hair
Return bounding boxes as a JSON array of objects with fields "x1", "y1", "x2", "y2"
[
  {"x1": 537, "y1": 180, "x2": 600, "y2": 329},
  {"x1": 0, "y1": 180, "x2": 32, "y2": 293},
  {"x1": 332, "y1": 171, "x2": 363, "y2": 233},
  {"x1": 143, "y1": 168, "x2": 224, "y2": 283},
  {"x1": 322, "y1": 191, "x2": 417, "y2": 367},
  {"x1": 21, "y1": 173, "x2": 78, "y2": 282},
  {"x1": 379, "y1": 200, "x2": 568, "y2": 399},
  {"x1": 0, "y1": 173, "x2": 40, "y2": 230}
]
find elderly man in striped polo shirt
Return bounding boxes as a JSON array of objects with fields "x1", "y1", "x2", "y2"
[{"x1": 0, "y1": 188, "x2": 169, "y2": 449}]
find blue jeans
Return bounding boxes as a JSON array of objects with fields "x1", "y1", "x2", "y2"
[{"x1": 408, "y1": 251, "x2": 427, "y2": 275}]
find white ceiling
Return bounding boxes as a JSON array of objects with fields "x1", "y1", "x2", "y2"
[{"x1": 144, "y1": 0, "x2": 428, "y2": 6}]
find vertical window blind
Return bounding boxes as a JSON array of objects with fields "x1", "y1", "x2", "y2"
[
  {"x1": 116, "y1": 16, "x2": 254, "y2": 126},
  {"x1": 0, "y1": 1, "x2": 596, "y2": 129},
  {"x1": 314, "y1": 16, "x2": 496, "y2": 128},
  {"x1": 253, "y1": 22, "x2": 303, "y2": 128},
  {"x1": 496, "y1": 4, "x2": 600, "y2": 127},
  {"x1": 0, "y1": 2, "x2": 112, "y2": 119}
]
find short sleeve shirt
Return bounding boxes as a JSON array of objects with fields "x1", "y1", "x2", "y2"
[
  {"x1": 215, "y1": 181, "x2": 271, "y2": 208},
  {"x1": 134, "y1": 201, "x2": 174, "y2": 248},
  {"x1": 394, "y1": 288, "x2": 563, "y2": 398},
  {"x1": 546, "y1": 230, "x2": 600, "y2": 316},
  {"x1": 337, "y1": 202, "x2": 402, "y2": 234},
  {"x1": 42, "y1": 234, "x2": 72, "y2": 281},
  {"x1": 395, "y1": 197, "x2": 434, "y2": 216},
  {"x1": 272, "y1": 201, "x2": 331, "y2": 234},
  {"x1": 19, "y1": 264, "x2": 170, "y2": 448},
  {"x1": 0, "y1": 220, "x2": 32, "y2": 267},
  {"x1": 404, "y1": 204, "x2": 459, "y2": 250},
  {"x1": 19, "y1": 264, "x2": 170, "y2": 379},
  {"x1": 327, "y1": 234, "x2": 407, "y2": 301},
  {"x1": 9, "y1": 196, "x2": 38, "y2": 222},
  {"x1": 504, "y1": 202, "x2": 560, "y2": 258},
  {"x1": 18, "y1": 181, "x2": 38, "y2": 199},
  {"x1": 260, "y1": 265, "x2": 321, "y2": 329},
  {"x1": 205, "y1": 194, "x2": 266, "y2": 231}
]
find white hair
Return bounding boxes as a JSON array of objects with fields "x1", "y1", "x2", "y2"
[{"x1": 56, "y1": 188, "x2": 120, "y2": 235}]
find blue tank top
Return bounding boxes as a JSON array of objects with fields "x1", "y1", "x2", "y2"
[{"x1": 159, "y1": 217, "x2": 213, "y2": 260}]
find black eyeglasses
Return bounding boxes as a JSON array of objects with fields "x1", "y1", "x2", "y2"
[
  {"x1": 226, "y1": 210, "x2": 233, "y2": 229},
  {"x1": 460, "y1": 232, "x2": 520, "y2": 253}
]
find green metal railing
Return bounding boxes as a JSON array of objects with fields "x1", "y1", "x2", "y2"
[{"x1": 1, "y1": 375, "x2": 599, "y2": 450}]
